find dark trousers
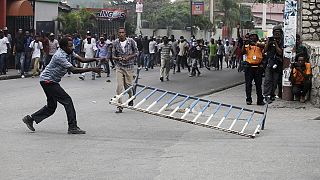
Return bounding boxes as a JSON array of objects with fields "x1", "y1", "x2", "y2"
[
  {"x1": 263, "y1": 67, "x2": 280, "y2": 97},
  {"x1": 0, "y1": 53, "x2": 7, "y2": 74},
  {"x1": 177, "y1": 55, "x2": 190, "y2": 72},
  {"x1": 217, "y1": 55, "x2": 223, "y2": 70},
  {"x1": 244, "y1": 66, "x2": 264, "y2": 103},
  {"x1": 292, "y1": 80, "x2": 311, "y2": 97},
  {"x1": 31, "y1": 82, "x2": 77, "y2": 128}
]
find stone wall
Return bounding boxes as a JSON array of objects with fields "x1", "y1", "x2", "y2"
[
  {"x1": 304, "y1": 41, "x2": 320, "y2": 107},
  {"x1": 302, "y1": 0, "x2": 320, "y2": 41}
]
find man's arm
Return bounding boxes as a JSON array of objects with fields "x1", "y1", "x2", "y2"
[
  {"x1": 73, "y1": 53, "x2": 102, "y2": 63},
  {"x1": 68, "y1": 66, "x2": 102, "y2": 74}
]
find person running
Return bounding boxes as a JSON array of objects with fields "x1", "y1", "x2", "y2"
[
  {"x1": 22, "y1": 37, "x2": 103, "y2": 134},
  {"x1": 112, "y1": 27, "x2": 138, "y2": 113},
  {"x1": 158, "y1": 36, "x2": 174, "y2": 82}
]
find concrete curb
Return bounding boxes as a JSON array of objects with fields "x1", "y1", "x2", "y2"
[
  {"x1": 0, "y1": 74, "x2": 33, "y2": 81},
  {"x1": 193, "y1": 81, "x2": 245, "y2": 97}
]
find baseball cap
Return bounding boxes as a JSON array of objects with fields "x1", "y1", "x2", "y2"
[{"x1": 50, "y1": 33, "x2": 54, "y2": 36}]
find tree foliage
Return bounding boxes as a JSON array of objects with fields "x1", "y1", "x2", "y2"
[
  {"x1": 144, "y1": 1, "x2": 213, "y2": 30},
  {"x1": 57, "y1": 9, "x2": 96, "y2": 36}
]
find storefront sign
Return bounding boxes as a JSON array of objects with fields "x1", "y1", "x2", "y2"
[{"x1": 87, "y1": 8, "x2": 126, "y2": 20}]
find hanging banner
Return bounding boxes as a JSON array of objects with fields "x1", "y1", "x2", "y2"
[
  {"x1": 192, "y1": 1, "x2": 204, "y2": 15},
  {"x1": 282, "y1": 0, "x2": 297, "y2": 89},
  {"x1": 136, "y1": 0, "x2": 143, "y2": 13},
  {"x1": 283, "y1": 0, "x2": 297, "y2": 60},
  {"x1": 86, "y1": 8, "x2": 126, "y2": 21}
]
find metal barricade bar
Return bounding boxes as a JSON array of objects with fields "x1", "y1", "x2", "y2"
[{"x1": 110, "y1": 83, "x2": 268, "y2": 139}]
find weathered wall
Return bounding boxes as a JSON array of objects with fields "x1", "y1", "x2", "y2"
[
  {"x1": 301, "y1": 0, "x2": 320, "y2": 41},
  {"x1": 304, "y1": 41, "x2": 320, "y2": 107}
]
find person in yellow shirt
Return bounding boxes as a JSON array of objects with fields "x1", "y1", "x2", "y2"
[
  {"x1": 242, "y1": 32, "x2": 265, "y2": 105},
  {"x1": 291, "y1": 55, "x2": 312, "y2": 103}
]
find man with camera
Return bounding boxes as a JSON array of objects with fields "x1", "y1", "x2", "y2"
[
  {"x1": 290, "y1": 55, "x2": 312, "y2": 103},
  {"x1": 242, "y1": 32, "x2": 265, "y2": 105},
  {"x1": 263, "y1": 25, "x2": 284, "y2": 104}
]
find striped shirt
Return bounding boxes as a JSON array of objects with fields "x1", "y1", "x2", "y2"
[
  {"x1": 158, "y1": 43, "x2": 172, "y2": 60},
  {"x1": 112, "y1": 38, "x2": 138, "y2": 70},
  {"x1": 40, "y1": 48, "x2": 73, "y2": 83}
]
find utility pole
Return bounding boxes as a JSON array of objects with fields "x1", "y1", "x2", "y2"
[
  {"x1": 135, "y1": 1, "x2": 143, "y2": 36},
  {"x1": 282, "y1": 0, "x2": 298, "y2": 101},
  {"x1": 190, "y1": 0, "x2": 193, "y2": 37},
  {"x1": 209, "y1": 0, "x2": 214, "y2": 37},
  {"x1": 262, "y1": 3, "x2": 267, "y2": 31}
]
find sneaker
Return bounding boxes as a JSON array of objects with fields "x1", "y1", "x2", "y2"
[
  {"x1": 145, "y1": 68, "x2": 148, "y2": 71},
  {"x1": 21, "y1": 75, "x2": 25, "y2": 78},
  {"x1": 115, "y1": 106, "x2": 123, "y2": 113},
  {"x1": 107, "y1": 74, "x2": 110, "y2": 77},
  {"x1": 79, "y1": 76, "x2": 85, "y2": 80},
  {"x1": 128, "y1": 101, "x2": 134, "y2": 106},
  {"x1": 264, "y1": 96, "x2": 273, "y2": 104},
  {"x1": 246, "y1": 101, "x2": 252, "y2": 105},
  {"x1": 160, "y1": 77, "x2": 164, "y2": 82},
  {"x1": 300, "y1": 96, "x2": 306, "y2": 103},
  {"x1": 68, "y1": 127, "x2": 86, "y2": 134},
  {"x1": 22, "y1": 115, "x2": 35, "y2": 132},
  {"x1": 189, "y1": 74, "x2": 194, "y2": 77}
]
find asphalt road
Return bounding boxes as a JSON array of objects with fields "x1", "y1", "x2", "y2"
[{"x1": 3, "y1": 66, "x2": 318, "y2": 180}]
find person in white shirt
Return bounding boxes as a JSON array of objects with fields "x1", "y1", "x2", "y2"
[
  {"x1": 149, "y1": 37, "x2": 157, "y2": 69},
  {"x1": 224, "y1": 40, "x2": 232, "y2": 68},
  {"x1": 47, "y1": 33, "x2": 59, "y2": 65},
  {"x1": 0, "y1": 30, "x2": 10, "y2": 75},
  {"x1": 29, "y1": 34, "x2": 43, "y2": 77},
  {"x1": 79, "y1": 31, "x2": 97, "y2": 80}
]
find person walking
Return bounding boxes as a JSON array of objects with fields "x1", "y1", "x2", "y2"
[
  {"x1": 79, "y1": 31, "x2": 97, "y2": 80},
  {"x1": 189, "y1": 39, "x2": 202, "y2": 77},
  {"x1": 22, "y1": 37, "x2": 103, "y2": 134},
  {"x1": 208, "y1": 38, "x2": 217, "y2": 69},
  {"x1": 47, "y1": 33, "x2": 59, "y2": 66},
  {"x1": 30, "y1": 34, "x2": 43, "y2": 77},
  {"x1": 158, "y1": 36, "x2": 174, "y2": 82},
  {"x1": 0, "y1": 29, "x2": 10, "y2": 75},
  {"x1": 13, "y1": 29, "x2": 26, "y2": 77},
  {"x1": 216, "y1": 40, "x2": 225, "y2": 70},
  {"x1": 149, "y1": 36, "x2": 157, "y2": 69},
  {"x1": 142, "y1": 36, "x2": 150, "y2": 71},
  {"x1": 112, "y1": 27, "x2": 138, "y2": 113},
  {"x1": 96, "y1": 36, "x2": 112, "y2": 77},
  {"x1": 177, "y1": 36, "x2": 190, "y2": 73}
]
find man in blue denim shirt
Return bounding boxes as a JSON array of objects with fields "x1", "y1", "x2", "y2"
[
  {"x1": 22, "y1": 37, "x2": 103, "y2": 134},
  {"x1": 112, "y1": 27, "x2": 138, "y2": 113}
]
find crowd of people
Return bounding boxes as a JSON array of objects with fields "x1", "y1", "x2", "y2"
[
  {"x1": 1, "y1": 26, "x2": 312, "y2": 105},
  {"x1": 3, "y1": 25, "x2": 309, "y2": 134}
]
